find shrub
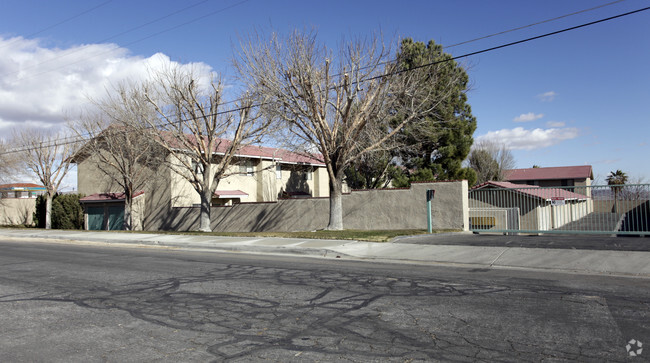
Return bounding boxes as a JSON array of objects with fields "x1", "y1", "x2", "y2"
[{"x1": 33, "y1": 193, "x2": 84, "y2": 229}]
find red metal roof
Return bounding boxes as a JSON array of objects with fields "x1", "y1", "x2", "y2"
[
  {"x1": 79, "y1": 191, "x2": 145, "y2": 202},
  {"x1": 0, "y1": 183, "x2": 46, "y2": 190},
  {"x1": 74, "y1": 128, "x2": 325, "y2": 166},
  {"x1": 504, "y1": 165, "x2": 593, "y2": 181},
  {"x1": 162, "y1": 132, "x2": 325, "y2": 166},
  {"x1": 471, "y1": 181, "x2": 589, "y2": 201}
]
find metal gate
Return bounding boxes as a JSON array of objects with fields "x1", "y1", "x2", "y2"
[{"x1": 468, "y1": 183, "x2": 650, "y2": 235}]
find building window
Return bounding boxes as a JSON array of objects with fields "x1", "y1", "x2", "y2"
[
  {"x1": 276, "y1": 164, "x2": 282, "y2": 179},
  {"x1": 191, "y1": 160, "x2": 204, "y2": 176},
  {"x1": 561, "y1": 179, "x2": 574, "y2": 187},
  {"x1": 239, "y1": 160, "x2": 254, "y2": 176},
  {"x1": 304, "y1": 167, "x2": 312, "y2": 181}
]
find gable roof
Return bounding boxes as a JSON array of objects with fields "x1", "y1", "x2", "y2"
[
  {"x1": 504, "y1": 165, "x2": 593, "y2": 181},
  {"x1": 165, "y1": 133, "x2": 324, "y2": 166},
  {"x1": 470, "y1": 181, "x2": 589, "y2": 201},
  {"x1": 73, "y1": 127, "x2": 325, "y2": 166}
]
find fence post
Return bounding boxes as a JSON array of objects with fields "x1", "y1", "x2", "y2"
[{"x1": 427, "y1": 189, "x2": 435, "y2": 233}]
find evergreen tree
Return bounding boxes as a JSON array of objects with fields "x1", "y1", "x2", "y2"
[
  {"x1": 34, "y1": 193, "x2": 84, "y2": 229},
  {"x1": 396, "y1": 38, "x2": 477, "y2": 182},
  {"x1": 344, "y1": 38, "x2": 477, "y2": 188}
]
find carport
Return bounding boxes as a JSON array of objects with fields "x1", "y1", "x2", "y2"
[{"x1": 79, "y1": 191, "x2": 144, "y2": 230}]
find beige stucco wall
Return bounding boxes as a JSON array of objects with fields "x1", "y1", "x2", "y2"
[
  {"x1": 342, "y1": 181, "x2": 468, "y2": 230},
  {"x1": 170, "y1": 158, "x2": 328, "y2": 206},
  {"x1": 276, "y1": 163, "x2": 315, "y2": 197},
  {"x1": 76, "y1": 152, "x2": 171, "y2": 231},
  {"x1": 0, "y1": 198, "x2": 36, "y2": 226},
  {"x1": 217, "y1": 162, "x2": 266, "y2": 203},
  {"x1": 158, "y1": 180, "x2": 468, "y2": 232},
  {"x1": 313, "y1": 166, "x2": 329, "y2": 197},
  {"x1": 76, "y1": 152, "x2": 122, "y2": 196}
]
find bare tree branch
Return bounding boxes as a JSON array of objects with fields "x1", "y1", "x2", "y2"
[
  {"x1": 142, "y1": 64, "x2": 275, "y2": 232},
  {"x1": 14, "y1": 128, "x2": 78, "y2": 229},
  {"x1": 234, "y1": 29, "x2": 459, "y2": 229},
  {"x1": 71, "y1": 83, "x2": 165, "y2": 230}
]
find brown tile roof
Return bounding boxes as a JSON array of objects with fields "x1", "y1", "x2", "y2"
[
  {"x1": 79, "y1": 191, "x2": 145, "y2": 202},
  {"x1": 504, "y1": 165, "x2": 593, "y2": 181},
  {"x1": 471, "y1": 181, "x2": 589, "y2": 201}
]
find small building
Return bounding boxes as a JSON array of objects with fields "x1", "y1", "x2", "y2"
[
  {"x1": 0, "y1": 183, "x2": 46, "y2": 226},
  {"x1": 74, "y1": 134, "x2": 330, "y2": 231},
  {"x1": 0, "y1": 183, "x2": 46, "y2": 199},
  {"x1": 503, "y1": 165, "x2": 593, "y2": 196},
  {"x1": 469, "y1": 181, "x2": 592, "y2": 233},
  {"x1": 79, "y1": 191, "x2": 145, "y2": 230}
]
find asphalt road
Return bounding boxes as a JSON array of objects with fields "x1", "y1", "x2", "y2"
[
  {"x1": 0, "y1": 239, "x2": 648, "y2": 362},
  {"x1": 394, "y1": 233, "x2": 650, "y2": 251}
]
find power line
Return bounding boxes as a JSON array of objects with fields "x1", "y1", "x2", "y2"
[
  {"x1": 372, "y1": 5, "x2": 650, "y2": 82},
  {"x1": 149, "y1": 0, "x2": 635, "y2": 110},
  {"x1": 2, "y1": 5, "x2": 649, "y2": 156},
  {"x1": 1, "y1": 0, "x2": 623, "y2": 84},
  {"x1": 0, "y1": 1, "x2": 113, "y2": 51},
  {"x1": 443, "y1": 0, "x2": 628, "y2": 49}
]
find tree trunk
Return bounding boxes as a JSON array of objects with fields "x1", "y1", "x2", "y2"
[
  {"x1": 45, "y1": 194, "x2": 52, "y2": 230},
  {"x1": 198, "y1": 189, "x2": 212, "y2": 232},
  {"x1": 327, "y1": 177, "x2": 344, "y2": 230}
]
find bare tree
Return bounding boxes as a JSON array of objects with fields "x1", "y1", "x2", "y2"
[
  {"x1": 0, "y1": 139, "x2": 12, "y2": 183},
  {"x1": 620, "y1": 176, "x2": 649, "y2": 201},
  {"x1": 72, "y1": 83, "x2": 164, "y2": 230},
  {"x1": 468, "y1": 139, "x2": 515, "y2": 184},
  {"x1": 143, "y1": 65, "x2": 273, "y2": 232},
  {"x1": 0, "y1": 140, "x2": 13, "y2": 209},
  {"x1": 468, "y1": 148, "x2": 499, "y2": 185},
  {"x1": 14, "y1": 128, "x2": 77, "y2": 229},
  {"x1": 234, "y1": 30, "x2": 460, "y2": 230}
]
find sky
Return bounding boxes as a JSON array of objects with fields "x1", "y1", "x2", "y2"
[{"x1": 0, "y1": 0, "x2": 648, "y2": 190}]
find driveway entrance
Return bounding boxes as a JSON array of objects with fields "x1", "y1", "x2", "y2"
[{"x1": 468, "y1": 183, "x2": 650, "y2": 236}]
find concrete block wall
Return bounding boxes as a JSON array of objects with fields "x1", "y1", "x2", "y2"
[
  {"x1": 0, "y1": 199, "x2": 36, "y2": 226},
  {"x1": 160, "y1": 180, "x2": 469, "y2": 232}
]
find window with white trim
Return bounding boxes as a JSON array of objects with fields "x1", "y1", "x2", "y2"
[
  {"x1": 304, "y1": 167, "x2": 312, "y2": 180},
  {"x1": 239, "y1": 160, "x2": 254, "y2": 176},
  {"x1": 191, "y1": 160, "x2": 204, "y2": 176},
  {"x1": 276, "y1": 164, "x2": 282, "y2": 179}
]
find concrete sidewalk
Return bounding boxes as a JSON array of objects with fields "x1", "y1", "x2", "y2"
[{"x1": 0, "y1": 229, "x2": 648, "y2": 277}]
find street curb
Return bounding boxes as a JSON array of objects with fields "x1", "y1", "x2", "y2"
[
  {"x1": 0, "y1": 231, "x2": 353, "y2": 259},
  {"x1": 2, "y1": 230, "x2": 649, "y2": 278}
]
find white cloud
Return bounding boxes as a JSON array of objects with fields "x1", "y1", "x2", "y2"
[
  {"x1": 537, "y1": 91, "x2": 557, "y2": 102},
  {"x1": 476, "y1": 127, "x2": 579, "y2": 150},
  {"x1": 546, "y1": 121, "x2": 565, "y2": 127},
  {"x1": 0, "y1": 36, "x2": 213, "y2": 136},
  {"x1": 513, "y1": 112, "x2": 543, "y2": 122}
]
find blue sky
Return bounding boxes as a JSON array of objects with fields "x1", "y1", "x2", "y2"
[{"x1": 1, "y1": 0, "x2": 648, "y2": 189}]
